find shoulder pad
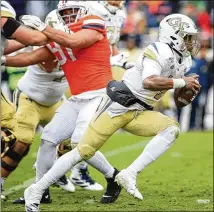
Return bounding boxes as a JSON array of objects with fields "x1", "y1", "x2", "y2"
[
  {"x1": 1, "y1": 1, "x2": 16, "y2": 19},
  {"x1": 88, "y1": 2, "x2": 110, "y2": 21},
  {"x1": 143, "y1": 42, "x2": 174, "y2": 67}
]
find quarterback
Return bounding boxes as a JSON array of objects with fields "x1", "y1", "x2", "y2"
[
  {"x1": 21, "y1": 13, "x2": 201, "y2": 210},
  {"x1": 4, "y1": 0, "x2": 121, "y2": 207}
]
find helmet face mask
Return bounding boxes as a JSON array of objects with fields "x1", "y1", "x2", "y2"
[
  {"x1": 159, "y1": 14, "x2": 201, "y2": 57},
  {"x1": 183, "y1": 34, "x2": 201, "y2": 56},
  {"x1": 57, "y1": 1, "x2": 89, "y2": 26}
]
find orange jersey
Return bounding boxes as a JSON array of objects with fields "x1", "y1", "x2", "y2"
[{"x1": 46, "y1": 15, "x2": 112, "y2": 95}]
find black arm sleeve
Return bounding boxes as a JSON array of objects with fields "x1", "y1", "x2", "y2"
[{"x1": 2, "y1": 17, "x2": 21, "y2": 38}]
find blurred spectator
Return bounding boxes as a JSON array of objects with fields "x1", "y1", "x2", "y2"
[
  {"x1": 125, "y1": 35, "x2": 142, "y2": 61},
  {"x1": 120, "y1": 1, "x2": 146, "y2": 47},
  {"x1": 197, "y1": 5, "x2": 212, "y2": 38}
]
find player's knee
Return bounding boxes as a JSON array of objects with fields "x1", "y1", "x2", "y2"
[
  {"x1": 41, "y1": 123, "x2": 61, "y2": 145},
  {"x1": 77, "y1": 144, "x2": 96, "y2": 160},
  {"x1": 164, "y1": 125, "x2": 180, "y2": 140},
  {"x1": 1, "y1": 140, "x2": 30, "y2": 173}
]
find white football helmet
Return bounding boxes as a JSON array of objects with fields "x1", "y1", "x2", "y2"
[
  {"x1": 159, "y1": 14, "x2": 201, "y2": 57},
  {"x1": 98, "y1": 1, "x2": 124, "y2": 14},
  {"x1": 45, "y1": 9, "x2": 70, "y2": 33},
  {"x1": 1, "y1": 0, "x2": 16, "y2": 19},
  {"x1": 45, "y1": 9, "x2": 60, "y2": 27},
  {"x1": 57, "y1": 0, "x2": 89, "y2": 26}
]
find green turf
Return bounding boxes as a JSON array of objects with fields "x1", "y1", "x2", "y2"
[{"x1": 1, "y1": 131, "x2": 213, "y2": 211}]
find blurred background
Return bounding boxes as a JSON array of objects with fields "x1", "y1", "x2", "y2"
[{"x1": 1, "y1": 0, "x2": 213, "y2": 132}]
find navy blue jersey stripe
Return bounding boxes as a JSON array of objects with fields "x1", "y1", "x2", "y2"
[{"x1": 82, "y1": 24, "x2": 104, "y2": 30}]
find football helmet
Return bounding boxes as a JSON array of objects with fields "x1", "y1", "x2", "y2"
[
  {"x1": 1, "y1": 0, "x2": 16, "y2": 19},
  {"x1": 57, "y1": 0, "x2": 89, "y2": 26},
  {"x1": 159, "y1": 14, "x2": 201, "y2": 57},
  {"x1": 98, "y1": 1, "x2": 124, "y2": 14},
  {"x1": 45, "y1": 9, "x2": 60, "y2": 27}
]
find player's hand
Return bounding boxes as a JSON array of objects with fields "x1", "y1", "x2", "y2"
[
  {"x1": 110, "y1": 52, "x2": 129, "y2": 68},
  {"x1": 123, "y1": 61, "x2": 135, "y2": 70},
  {"x1": 20, "y1": 15, "x2": 47, "y2": 32},
  {"x1": 183, "y1": 74, "x2": 201, "y2": 94}
]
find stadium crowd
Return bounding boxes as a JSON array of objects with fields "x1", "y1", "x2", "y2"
[{"x1": 2, "y1": 0, "x2": 213, "y2": 132}]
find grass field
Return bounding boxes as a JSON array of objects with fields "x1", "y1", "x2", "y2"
[{"x1": 1, "y1": 131, "x2": 213, "y2": 211}]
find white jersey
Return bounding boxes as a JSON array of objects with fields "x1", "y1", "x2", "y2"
[
  {"x1": 107, "y1": 42, "x2": 192, "y2": 117},
  {"x1": 18, "y1": 64, "x2": 68, "y2": 106},
  {"x1": 88, "y1": 2, "x2": 126, "y2": 45},
  {"x1": 1, "y1": 1, "x2": 16, "y2": 56}
]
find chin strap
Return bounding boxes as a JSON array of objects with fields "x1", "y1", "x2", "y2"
[{"x1": 167, "y1": 43, "x2": 184, "y2": 64}]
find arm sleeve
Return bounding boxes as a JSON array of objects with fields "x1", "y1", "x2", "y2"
[
  {"x1": 141, "y1": 57, "x2": 162, "y2": 81},
  {"x1": 82, "y1": 15, "x2": 105, "y2": 34}
]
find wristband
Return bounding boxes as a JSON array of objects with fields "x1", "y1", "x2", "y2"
[{"x1": 172, "y1": 78, "x2": 186, "y2": 89}]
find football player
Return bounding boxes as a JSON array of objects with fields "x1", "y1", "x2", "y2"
[
  {"x1": 1, "y1": 0, "x2": 49, "y2": 200},
  {"x1": 4, "y1": 1, "x2": 122, "y2": 207},
  {"x1": 58, "y1": 0, "x2": 130, "y2": 189},
  {"x1": 21, "y1": 13, "x2": 201, "y2": 209},
  {"x1": 11, "y1": 10, "x2": 75, "y2": 205}
]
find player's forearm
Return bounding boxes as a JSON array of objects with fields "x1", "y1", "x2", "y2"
[
  {"x1": 13, "y1": 26, "x2": 49, "y2": 46},
  {"x1": 43, "y1": 26, "x2": 84, "y2": 49},
  {"x1": 4, "y1": 53, "x2": 41, "y2": 67},
  {"x1": 143, "y1": 76, "x2": 186, "y2": 91},
  {"x1": 43, "y1": 27, "x2": 101, "y2": 49},
  {"x1": 4, "y1": 40, "x2": 25, "y2": 55}
]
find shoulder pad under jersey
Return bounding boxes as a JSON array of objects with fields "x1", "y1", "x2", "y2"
[
  {"x1": 1, "y1": 1, "x2": 16, "y2": 19},
  {"x1": 143, "y1": 42, "x2": 174, "y2": 68}
]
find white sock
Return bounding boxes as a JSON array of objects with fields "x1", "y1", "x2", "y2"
[
  {"x1": 35, "y1": 140, "x2": 57, "y2": 182},
  {"x1": 0, "y1": 178, "x2": 5, "y2": 185},
  {"x1": 86, "y1": 151, "x2": 115, "y2": 178},
  {"x1": 34, "y1": 147, "x2": 82, "y2": 192},
  {"x1": 73, "y1": 161, "x2": 87, "y2": 171},
  {"x1": 127, "y1": 126, "x2": 179, "y2": 177}
]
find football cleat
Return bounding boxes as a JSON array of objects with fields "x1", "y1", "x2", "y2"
[
  {"x1": 24, "y1": 184, "x2": 42, "y2": 212},
  {"x1": 115, "y1": 169, "x2": 143, "y2": 200},
  {"x1": 100, "y1": 168, "x2": 122, "y2": 204},
  {"x1": 13, "y1": 188, "x2": 52, "y2": 204},
  {"x1": 70, "y1": 167, "x2": 103, "y2": 191},
  {"x1": 56, "y1": 175, "x2": 75, "y2": 192}
]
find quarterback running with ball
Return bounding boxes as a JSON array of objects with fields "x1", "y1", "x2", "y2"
[{"x1": 19, "y1": 13, "x2": 201, "y2": 210}]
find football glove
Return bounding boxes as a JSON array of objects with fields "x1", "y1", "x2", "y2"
[
  {"x1": 110, "y1": 52, "x2": 129, "y2": 67},
  {"x1": 1, "y1": 56, "x2": 6, "y2": 66},
  {"x1": 123, "y1": 61, "x2": 135, "y2": 70},
  {"x1": 110, "y1": 52, "x2": 135, "y2": 70},
  {"x1": 20, "y1": 15, "x2": 47, "y2": 31}
]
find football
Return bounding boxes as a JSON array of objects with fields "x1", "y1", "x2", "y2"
[
  {"x1": 174, "y1": 87, "x2": 196, "y2": 108},
  {"x1": 174, "y1": 73, "x2": 200, "y2": 108}
]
